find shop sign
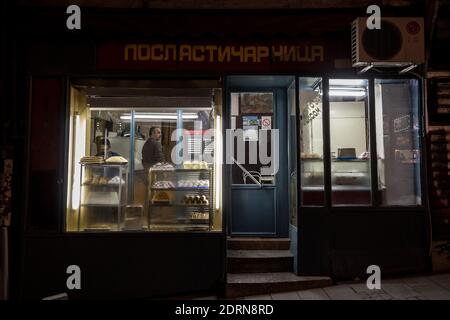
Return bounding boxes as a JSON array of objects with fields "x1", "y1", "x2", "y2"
[{"x1": 97, "y1": 42, "x2": 332, "y2": 72}]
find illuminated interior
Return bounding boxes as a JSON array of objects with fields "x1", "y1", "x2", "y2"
[{"x1": 66, "y1": 82, "x2": 223, "y2": 232}]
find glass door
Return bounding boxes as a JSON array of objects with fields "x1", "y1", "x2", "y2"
[{"x1": 229, "y1": 91, "x2": 278, "y2": 235}]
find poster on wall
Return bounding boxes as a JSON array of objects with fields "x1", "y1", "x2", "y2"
[
  {"x1": 240, "y1": 93, "x2": 273, "y2": 114},
  {"x1": 243, "y1": 116, "x2": 259, "y2": 141}
]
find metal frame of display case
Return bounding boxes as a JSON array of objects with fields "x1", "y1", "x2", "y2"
[
  {"x1": 78, "y1": 163, "x2": 128, "y2": 231},
  {"x1": 147, "y1": 167, "x2": 213, "y2": 231}
]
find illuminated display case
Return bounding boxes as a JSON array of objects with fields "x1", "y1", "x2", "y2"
[
  {"x1": 302, "y1": 159, "x2": 370, "y2": 187},
  {"x1": 331, "y1": 159, "x2": 370, "y2": 187},
  {"x1": 148, "y1": 167, "x2": 213, "y2": 231},
  {"x1": 77, "y1": 163, "x2": 128, "y2": 231}
]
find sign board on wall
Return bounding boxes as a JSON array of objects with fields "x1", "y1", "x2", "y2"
[
  {"x1": 261, "y1": 116, "x2": 272, "y2": 130},
  {"x1": 96, "y1": 42, "x2": 334, "y2": 72}
]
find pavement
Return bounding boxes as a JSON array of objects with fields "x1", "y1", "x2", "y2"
[{"x1": 194, "y1": 272, "x2": 450, "y2": 300}]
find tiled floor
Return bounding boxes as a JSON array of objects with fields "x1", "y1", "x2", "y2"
[{"x1": 194, "y1": 273, "x2": 450, "y2": 300}]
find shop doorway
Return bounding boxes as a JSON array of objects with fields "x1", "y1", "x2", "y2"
[{"x1": 226, "y1": 76, "x2": 294, "y2": 237}]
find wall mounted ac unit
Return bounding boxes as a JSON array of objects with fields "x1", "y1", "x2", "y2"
[{"x1": 352, "y1": 17, "x2": 424, "y2": 68}]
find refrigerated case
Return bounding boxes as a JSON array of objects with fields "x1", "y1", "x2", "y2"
[{"x1": 148, "y1": 166, "x2": 214, "y2": 231}]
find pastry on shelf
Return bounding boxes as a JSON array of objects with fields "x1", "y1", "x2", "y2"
[
  {"x1": 80, "y1": 156, "x2": 105, "y2": 164},
  {"x1": 108, "y1": 176, "x2": 125, "y2": 185},
  {"x1": 152, "y1": 191, "x2": 171, "y2": 204},
  {"x1": 99, "y1": 176, "x2": 109, "y2": 185},
  {"x1": 105, "y1": 156, "x2": 128, "y2": 164},
  {"x1": 200, "y1": 195, "x2": 209, "y2": 205}
]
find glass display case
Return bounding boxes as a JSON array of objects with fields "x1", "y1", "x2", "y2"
[
  {"x1": 302, "y1": 159, "x2": 324, "y2": 187},
  {"x1": 331, "y1": 159, "x2": 370, "y2": 187},
  {"x1": 301, "y1": 158, "x2": 370, "y2": 205},
  {"x1": 148, "y1": 167, "x2": 213, "y2": 231},
  {"x1": 301, "y1": 159, "x2": 370, "y2": 188},
  {"x1": 78, "y1": 163, "x2": 128, "y2": 231}
]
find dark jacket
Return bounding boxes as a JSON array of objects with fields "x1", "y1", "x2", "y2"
[{"x1": 142, "y1": 139, "x2": 165, "y2": 172}]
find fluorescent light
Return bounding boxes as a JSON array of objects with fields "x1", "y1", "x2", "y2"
[
  {"x1": 329, "y1": 90, "x2": 366, "y2": 97},
  {"x1": 215, "y1": 115, "x2": 222, "y2": 211},
  {"x1": 329, "y1": 79, "x2": 367, "y2": 86},
  {"x1": 72, "y1": 114, "x2": 85, "y2": 211},
  {"x1": 120, "y1": 113, "x2": 198, "y2": 120}
]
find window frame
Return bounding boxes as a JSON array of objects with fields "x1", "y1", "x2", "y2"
[{"x1": 298, "y1": 74, "x2": 425, "y2": 209}]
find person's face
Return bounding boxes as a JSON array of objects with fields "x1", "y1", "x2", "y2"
[
  {"x1": 97, "y1": 143, "x2": 110, "y2": 153},
  {"x1": 151, "y1": 128, "x2": 161, "y2": 140}
]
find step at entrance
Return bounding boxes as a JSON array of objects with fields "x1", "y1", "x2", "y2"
[
  {"x1": 226, "y1": 237, "x2": 332, "y2": 298},
  {"x1": 227, "y1": 237, "x2": 290, "y2": 250},
  {"x1": 226, "y1": 273, "x2": 333, "y2": 298},
  {"x1": 228, "y1": 250, "x2": 293, "y2": 273}
]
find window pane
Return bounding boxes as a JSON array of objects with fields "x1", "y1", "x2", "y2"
[
  {"x1": 231, "y1": 92, "x2": 275, "y2": 185},
  {"x1": 299, "y1": 77, "x2": 324, "y2": 206},
  {"x1": 66, "y1": 84, "x2": 222, "y2": 232},
  {"x1": 329, "y1": 79, "x2": 371, "y2": 205},
  {"x1": 375, "y1": 79, "x2": 421, "y2": 205}
]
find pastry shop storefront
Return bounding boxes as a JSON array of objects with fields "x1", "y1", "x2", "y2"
[{"x1": 16, "y1": 10, "x2": 429, "y2": 299}]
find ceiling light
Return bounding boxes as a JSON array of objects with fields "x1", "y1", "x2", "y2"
[
  {"x1": 329, "y1": 90, "x2": 366, "y2": 97},
  {"x1": 120, "y1": 113, "x2": 198, "y2": 120},
  {"x1": 329, "y1": 79, "x2": 367, "y2": 86}
]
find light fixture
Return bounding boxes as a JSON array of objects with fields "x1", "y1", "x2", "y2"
[
  {"x1": 120, "y1": 113, "x2": 198, "y2": 120},
  {"x1": 215, "y1": 114, "x2": 222, "y2": 211},
  {"x1": 329, "y1": 90, "x2": 366, "y2": 97},
  {"x1": 72, "y1": 113, "x2": 86, "y2": 211},
  {"x1": 329, "y1": 79, "x2": 367, "y2": 86}
]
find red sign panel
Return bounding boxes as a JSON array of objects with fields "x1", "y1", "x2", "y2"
[{"x1": 96, "y1": 42, "x2": 335, "y2": 72}]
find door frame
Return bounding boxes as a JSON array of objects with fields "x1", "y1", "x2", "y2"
[{"x1": 224, "y1": 81, "x2": 290, "y2": 237}]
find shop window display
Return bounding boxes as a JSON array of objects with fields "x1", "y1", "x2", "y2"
[
  {"x1": 375, "y1": 79, "x2": 421, "y2": 206},
  {"x1": 299, "y1": 77, "x2": 325, "y2": 206},
  {"x1": 299, "y1": 77, "x2": 421, "y2": 208},
  {"x1": 65, "y1": 84, "x2": 222, "y2": 232},
  {"x1": 329, "y1": 79, "x2": 371, "y2": 205}
]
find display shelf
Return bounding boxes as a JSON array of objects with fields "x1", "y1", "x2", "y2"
[
  {"x1": 78, "y1": 163, "x2": 128, "y2": 232},
  {"x1": 80, "y1": 203, "x2": 125, "y2": 207},
  {"x1": 151, "y1": 168, "x2": 210, "y2": 172},
  {"x1": 147, "y1": 167, "x2": 213, "y2": 231},
  {"x1": 151, "y1": 187, "x2": 210, "y2": 191},
  {"x1": 176, "y1": 219, "x2": 210, "y2": 224},
  {"x1": 82, "y1": 183, "x2": 125, "y2": 187},
  {"x1": 149, "y1": 203, "x2": 210, "y2": 207}
]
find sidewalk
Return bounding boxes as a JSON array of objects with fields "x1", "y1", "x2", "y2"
[{"x1": 194, "y1": 273, "x2": 450, "y2": 300}]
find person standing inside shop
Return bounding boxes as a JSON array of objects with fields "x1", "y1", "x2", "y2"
[
  {"x1": 142, "y1": 127, "x2": 165, "y2": 174},
  {"x1": 95, "y1": 137, "x2": 121, "y2": 178},
  {"x1": 96, "y1": 137, "x2": 120, "y2": 158}
]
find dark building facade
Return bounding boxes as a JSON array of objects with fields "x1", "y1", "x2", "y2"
[{"x1": 1, "y1": 1, "x2": 448, "y2": 299}]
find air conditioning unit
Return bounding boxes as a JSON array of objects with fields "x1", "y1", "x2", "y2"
[{"x1": 352, "y1": 17, "x2": 424, "y2": 68}]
